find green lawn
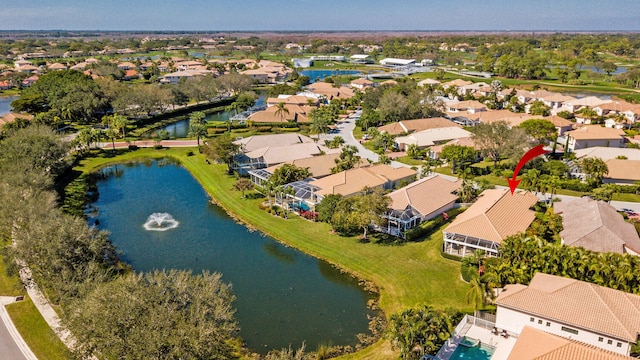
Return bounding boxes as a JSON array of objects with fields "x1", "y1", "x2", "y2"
[
  {"x1": 5, "y1": 298, "x2": 72, "y2": 360},
  {"x1": 73, "y1": 147, "x2": 471, "y2": 359}
]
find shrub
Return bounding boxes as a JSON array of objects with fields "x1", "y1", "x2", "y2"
[
  {"x1": 128, "y1": 145, "x2": 138, "y2": 150},
  {"x1": 256, "y1": 126, "x2": 272, "y2": 132},
  {"x1": 278, "y1": 127, "x2": 300, "y2": 133}
]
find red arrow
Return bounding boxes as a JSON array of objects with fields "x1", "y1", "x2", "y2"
[{"x1": 507, "y1": 144, "x2": 549, "y2": 194}]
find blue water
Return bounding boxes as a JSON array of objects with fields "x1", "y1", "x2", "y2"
[
  {"x1": 301, "y1": 69, "x2": 361, "y2": 83},
  {"x1": 153, "y1": 91, "x2": 266, "y2": 138},
  {"x1": 90, "y1": 161, "x2": 374, "y2": 353},
  {"x1": 0, "y1": 96, "x2": 17, "y2": 116},
  {"x1": 449, "y1": 339, "x2": 495, "y2": 360}
]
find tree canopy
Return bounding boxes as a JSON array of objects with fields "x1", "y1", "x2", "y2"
[{"x1": 471, "y1": 121, "x2": 531, "y2": 167}]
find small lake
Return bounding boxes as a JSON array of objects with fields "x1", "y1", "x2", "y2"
[
  {"x1": 301, "y1": 69, "x2": 361, "y2": 83},
  {"x1": 154, "y1": 91, "x2": 266, "y2": 138},
  {"x1": 0, "y1": 96, "x2": 17, "y2": 116},
  {"x1": 90, "y1": 161, "x2": 375, "y2": 353}
]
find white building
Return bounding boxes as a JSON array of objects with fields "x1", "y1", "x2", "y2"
[
  {"x1": 379, "y1": 58, "x2": 415, "y2": 67},
  {"x1": 496, "y1": 272, "x2": 640, "y2": 356}
]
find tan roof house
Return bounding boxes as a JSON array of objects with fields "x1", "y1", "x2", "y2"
[
  {"x1": 266, "y1": 95, "x2": 319, "y2": 107},
  {"x1": 234, "y1": 142, "x2": 336, "y2": 175},
  {"x1": 248, "y1": 104, "x2": 314, "y2": 123},
  {"x1": 565, "y1": 125, "x2": 625, "y2": 152},
  {"x1": 554, "y1": 197, "x2": 640, "y2": 254},
  {"x1": 0, "y1": 112, "x2": 34, "y2": 128},
  {"x1": 234, "y1": 133, "x2": 314, "y2": 153},
  {"x1": 380, "y1": 175, "x2": 461, "y2": 238},
  {"x1": 443, "y1": 189, "x2": 538, "y2": 257},
  {"x1": 445, "y1": 100, "x2": 487, "y2": 114},
  {"x1": 496, "y1": 272, "x2": 640, "y2": 356},
  {"x1": 604, "y1": 159, "x2": 640, "y2": 185},
  {"x1": 507, "y1": 326, "x2": 635, "y2": 360},
  {"x1": 350, "y1": 78, "x2": 374, "y2": 90},
  {"x1": 394, "y1": 127, "x2": 472, "y2": 151},
  {"x1": 47, "y1": 62, "x2": 67, "y2": 71},
  {"x1": 310, "y1": 164, "x2": 416, "y2": 200},
  {"x1": 306, "y1": 82, "x2": 355, "y2": 101},
  {"x1": 377, "y1": 117, "x2": 459, "y2": 136}
]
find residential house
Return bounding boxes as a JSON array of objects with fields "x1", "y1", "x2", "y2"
[
  {"x1": 117, "y1": 62, "x2": 137, "y2": 70},
  {"x1": 160, "y1": 69, "x2": 210, "y2": 85},
  {"x1": 47, "y1": 63, "x2": 67, "y2": 71},
  {"x1": 554, "y1": 197, "x2": 640, "y2": 254},
  {"x1": 21, "y1": 76, "x2": 38, "y2": 87},
  {"x1": 545, "y1": 115, "x2": 575, "y2": 136},
  {"x1": 506, "y1": 326, "x2": 635, "y2": 360},
  {"x1": 429, "y1": 137, "x2": 480, "y2": 160},
  {"x1": 560, "y1": 96, "x2": 612, "y2": 114},
  {"x1": 350, "y1": 78, "x2": 374, "y2": 90},
  {"x1": 442, "y1": 79, "x2": 473, "y2": 90},
  {"x1": 417, "y1": 78, "x2": 441, "y2": 87},
  {"x1": 13, "y1": 59, "x2": 32, "y2": 68},
  {"x1": 574, "y1": 147, "x2": 640, "y2": 161},
  {"x1": 394, "y1": 127, "x2": 472, "y2": 151},
  {"x1": 234, "y1": 133, "x2": 315, "y2": 153},
  {"x1": 445, "y1": 100, "x2": 487, "y2": 114},
  {"x1": 496, "y1": 272, "x2": 640, "y2": 356},
  {"x1": 234, "y1": 142, "x2": 336, "y2": 175},
  {"x1": 309, "y1": 164, "x2": 416, "y2": 201},
  {"x1": 266, "y1": 95, "x2": 319, "y2": 107},
  {"x1": 442, "y1": 189, "x2": 538, "y2": 257},
  {"x1": 377, "y1": 117, "x2": 460, "y2": 136},
  {"x1": 596, "y1": 101, "x2": 640, "y2": 124},
  {"x1": 603, "y1": 159, "x2": 640, "y2": 185},
  {"x1": 379, "y1": 175, "x2": 461, "y2": 238},
  {"x1": 0, "y1": 112, "x2": 33, "y2": 128},
  {"x1": 564, "y1": 125, "x2": 625, "y2": 152},
  {"x1": 0, "y1": 80, "x2": 13, "y2": 90},
  {"x1": 248, "y1": 104, "x2": 314, "y2": 123},
  {"x1": 306, "y1": 82, "x2": 355, "y2": 101},
  {"x1": 123, "y1": 69, "x2": 139, "y2": 81}
]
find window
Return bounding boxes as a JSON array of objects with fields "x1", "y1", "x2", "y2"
[
  {"x1": 617, "y1": 342, "x2": 622, "y2": 348},
  {"x1": 546, "y1": 322, "x2": 550, "y2": 327},
  {"x1": 598, "y1": 337, "x2": 604, "y2": 342},
  {"x1": 538, "y1": 319, "x2": 543, "y2": 324},
  {"x1": 561, "y1": 326, "x2": 579, "y2": 335},
  {"x1": 608, "y1": 340, "x2": 613, "y2": 345},
  {"x1": 530, "y1": 317, "x2": 534, "y2": 322}
]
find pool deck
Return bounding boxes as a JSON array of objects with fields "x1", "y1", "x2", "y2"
[{"x1": 435, "y1": 315, "x2": 517, "y2": 360}]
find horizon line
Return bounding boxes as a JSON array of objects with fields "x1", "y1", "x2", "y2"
[{"x1": 0, "y1": 29, "x2": 639, "y2": 33}]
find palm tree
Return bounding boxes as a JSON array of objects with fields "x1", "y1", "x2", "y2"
[
  {"x1": 310, "y1": 117, "x2": 330, "y2": 143},
  {"x1": 190, "y1": 111, "x2": 206, "y2": 125},
  {"x1": 188, "y1": 122, "x2": 208, "y2": 148},
  {"x1": 521, "y1": 169, "x2": 541, "y2": 194},
  {"x1": 274, "y1": 102, "x2": 289, "y2": 126},
  {"x1": 103, "y1": 128, "x2": 118, "y2": 151},
  {"x1": 262, "y1": 180, "x2": 275, "y2": 207}
]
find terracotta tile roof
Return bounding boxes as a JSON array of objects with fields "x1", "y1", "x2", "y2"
[
  {"x1": 0, "y1": 112, "x2": 33, "y2": 127},
  {"x1": 507, "y1": 326, "x2": 634, "y2": 360},
  {"x1": 444, "y1": 189, "x2": 537, "y2": 243},
  {"x1": 248, "y1": 104, "x2": 314, "y2": 123},
  {"x1": 418, "y1": 78, "x2": 441, "y2": 86},
  {"x1": 245, "y1": 143, "x2": 336, "y2": 166},
  {"x1": 473, "y1": 109, "x2": 534, "y2": 127},
  {"x1": 387, "y1": 175, "x2": 461, "y2": 216},
  {"x1": 574, "y1": 147, "x2": 640, "y2": 161},
  {"x1": 443, "y1": 79, "x2": 473, "y2": 88},
  {"x1": 351, "y1": 78, "x2": 373, "y2": 85},
  {"x1": 545, "y1": 115, "x2": 575, "y2": 128},
  {"x1": 310, "y1": 164, "x2": 416, "y2": 197},
  {"x1": 234, "y1": 133, "x2": 314, "y2": 152},
  {"x1": 540, "y1": 92, "x2": 576, "y2": 103},
  {"x1": 566, "y1": 96, "x2": 612, "y2": 108},
  {"x1": 430, "y1": 137, "x2": 480, "y2": 154},
  {"x1": 554, "y1": 197, "x2": 640, "y2": 254},
  {"x1": 47, "y1": 62, "x2": 67, "y2": 70},
  {"x1": 395, "y1": 127, "x2": 472, "y2": 148},
  {"x1": 448, "y1": 100, "x2": 487, "y2": 111},
  {"x1": 566, "y1": 125, "x2": 625, "y2": 140},
  {"x1": 377, "y1": 117, "x2": 460, "y2": 135},
  {"x1": 497, "y1": 272, "x2": 640, "y2": 342},
  {"x1": 266, "y1": 95, "x2": 318, "y2": 107},
  {"x1": 605, "y1": 159, "x2": 640, "y2": 183},
  {"x1": 306, "y1": 82, "x2": 355, "y2": 99},
  {"x1": 265, "y1": 153, "x2": 356, "y2": 178}
]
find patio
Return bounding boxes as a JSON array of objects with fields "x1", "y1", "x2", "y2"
[{"x1": 435, "y1": 315, "x2": 517, "y2": 360}]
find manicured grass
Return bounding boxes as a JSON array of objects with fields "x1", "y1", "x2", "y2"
[
  {"x1": 5, "y1": 298, "x2": 72, "y2": 360},
  {"x1": 613, "y1": 193, "x2": 640, "y2": 202},
  {"x1": 394, "y1": 155, "x2": 425, "y2": 166},
  {"x1": 0, "y1": 248, "x2": 24, "y2": 296},
  {"x1": 74, "y1": 147, "x2": 471, "y2": 359}
]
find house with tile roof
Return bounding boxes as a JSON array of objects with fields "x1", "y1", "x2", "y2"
[
  {"x1": 603, "y1": 159, "x2": 640, "y2": 185},
  {"x1": 564, "y1": 125, "x2": 625, "y2": 152},
  {"x1": 377, "y1": 117, "x2": 459, "y2": 136},
  {"x1": 350, "y1": 78, "x2": 374, "y2": 90},
  {"x1": 496, "y1": 272, "x2": 640, "y2": 356},
  {"x1": 233, "y1": 142, "x2": 336, "y2": 175},
  {"x1": 554, "y1": 197, "x2": 640, "y2": 254},
  {"x1": 266, "y1": 95, "x2": 319, "y2": 107},
  {"x1": 0, "y1": 112, "x2": 33, "y2": 128},
  {"x1": 507, "y1": 326, "x2": 635, "y2": 360},
  {"x1": 306, "y1": 82, "x2": 355, "y2": 101},
  {"x1": 379, "y1": 175, "x2": 461, "y2": 238},
  {"x1": 442, "y1": 189, "x2": 538, "y2": 257},
  {"x1": 233, "y1": 133, "x2": 315, "y2": 153},
  {"x1": 309, "y1": 164, "x2": 416, "y2": 201},
  {"x1": 248, "y1": 104, "x2": 314, "y2": 123},
  {"x1": 394, "y1": 127, "x2": 472, "y2": 151}
]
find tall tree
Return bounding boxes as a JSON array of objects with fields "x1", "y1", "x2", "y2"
[
  {"x1": 202, "y1": 134, "x2": 239, "y2": 171},
  {"x1": 471, "y1": 121, "x2": 531, "y2": 168},
  {"x1": 331, "y1": 145, "x2": 362, "y2": 173},
  {"x1": 579, "y1": 157, "x2": 609, "y2": 186},
  {"x1": 68, "y1": 270, "x2": 239, "y2": 359},
  {"x1": 518, "y1": 118, "x2": 557, "y2": 144},
  {"x1": 270, "y1": 164, "x2": 311, "y2": 186},
  {"x1": 233, "y1": 177, "x2": 254, "y2": 198},
  {"x1": 440, "y1": 144, "x2": 477, "y2": 173}
]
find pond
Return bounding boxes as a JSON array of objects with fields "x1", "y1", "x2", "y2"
[
  {"x1": 153, "y1": 91, "x2": 266, "y2": 138},
  {"x1": 89, "y1": 160, "x2": 375, "y2": 353},
  {"x1": 300, "y1": 69, "x2": 362, "y2": 83},
  {"x1": 0, "y1": 96, "x2": 17, "y2": 116}
]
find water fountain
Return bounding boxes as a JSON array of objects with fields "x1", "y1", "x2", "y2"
[{"x1": 143, "y1": 212, "x2": 179, "y2": 231}]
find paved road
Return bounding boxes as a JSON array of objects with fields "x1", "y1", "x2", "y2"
[{"x1": 0, "y1": 297, "x2": 36, "y2": 360}]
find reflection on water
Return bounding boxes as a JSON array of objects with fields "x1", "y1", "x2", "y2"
[{"x1": 91, "y1": 161, "x2": 375, "y2": 353}]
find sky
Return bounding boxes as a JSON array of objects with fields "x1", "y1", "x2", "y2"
[{"x1": 0, "y1": 0, "x2": 638, "y2": 32}]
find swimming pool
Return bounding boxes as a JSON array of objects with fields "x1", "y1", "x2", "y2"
[{"x1": 449, "y1": 337, "x2": 494, "y2": 360}]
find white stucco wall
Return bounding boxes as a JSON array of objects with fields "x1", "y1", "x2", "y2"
[{"x1": 496, "y1": 306, "x2": 632, "y2": 355}]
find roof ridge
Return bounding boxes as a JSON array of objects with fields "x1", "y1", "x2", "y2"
[{"x1": 587, "y1": 283, "x2": 636, "y2": 341}]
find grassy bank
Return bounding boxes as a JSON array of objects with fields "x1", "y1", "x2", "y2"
[{"x1": 73, "y1": 147, "x2": 471, "y2": 358}]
